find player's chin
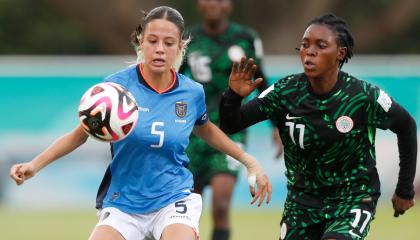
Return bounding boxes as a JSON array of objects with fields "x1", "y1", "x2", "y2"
[{"x1": 303, "y1": 68, "x2": 319, "y2": 78}]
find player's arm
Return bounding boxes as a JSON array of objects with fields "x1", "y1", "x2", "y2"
[
  {"x1": 193, "y1": 121, "x2": 272, "y2": 206},
  {"x1": 10, "y1": 125, "x2": 88, "y2": 185},
  {"x1": 219, "y1": 57, "x2": 268, "y2": 134},
  {"x1": 385, "y1": 102, "x2": 417, "y2": 217}
]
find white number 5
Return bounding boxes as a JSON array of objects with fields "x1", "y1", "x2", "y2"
[{"x1": 151, "y1": 122, "x2": 164, "y2": 148}]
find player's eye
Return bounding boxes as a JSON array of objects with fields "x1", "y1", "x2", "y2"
[{"x1": 300, "y1": 42, "x2": 309, "y2": 49}]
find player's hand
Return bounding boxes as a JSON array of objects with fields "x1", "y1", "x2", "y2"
[
  {"x1": 10, "y1": 162, "x2": 37, "y2": 185},
  {"x1": 392, "y1": 193, "x2": 415, "y2": 217},
  {"x1": 229, "y1": 57, "x2": 263, "y2": 97},
  {"x1": 249, "y1": 173, "x2": 272, "y2": 207}
]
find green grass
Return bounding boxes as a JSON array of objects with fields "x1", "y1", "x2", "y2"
[{"x1": 0, "y1": 205, "x2": 419, "y2": 239}]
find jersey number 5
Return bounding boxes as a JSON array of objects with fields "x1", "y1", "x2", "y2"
[
  {"x1": 285, "y1": 122, "x2": 305, "y2": 149},
  {"x1": 151, "y1": 122, "x2": 164, "y2": 148}
]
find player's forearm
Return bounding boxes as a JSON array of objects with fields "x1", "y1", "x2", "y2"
[
  {"x1": 31, "y1": 126, "x2": 88, "y2": 172},
  {"x1": 219, "y1": 88, "x2": 266, "y2": 134},
  {"x1": 194, "y1": 121, "x2": 243, "y2": 160},
  {"x1": 394, "y1": 115, "x2": 417, "y2": 199}
]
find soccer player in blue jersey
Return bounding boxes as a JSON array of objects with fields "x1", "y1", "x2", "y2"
[
  {"x1": 9, "y1": 6, "x2": 271, "y2": 240},
  {"x1": 220, "y1": 13, "x2": 417, "y2": 240}
]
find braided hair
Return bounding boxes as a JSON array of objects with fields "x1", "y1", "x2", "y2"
[{"x1": 309, "y1": 13, "x2": 354, "y2": 68}]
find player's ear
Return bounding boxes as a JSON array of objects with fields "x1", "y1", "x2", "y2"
[{"x1": 337, "y1": 46, "x2": 347, "y2": 62}]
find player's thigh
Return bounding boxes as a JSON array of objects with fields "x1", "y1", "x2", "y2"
[
  {"x1": 89, "y1": 225, "x2": 125, "y2": 240},
  {"x1": 322, "y1": 202, "x2": 376, "y2": 240},
  {"x1": 160, "y1": 223, "x2": 197, "y2": 240},
  {"x1": 153, "y1": 193, "x2": 202, "y2": 240},
  {"x1": 92, "y1": 207, "x2": 141, "y2": 240},
  {"x1": 280, "y1": 196, "x2": 325, "y2": 240}
]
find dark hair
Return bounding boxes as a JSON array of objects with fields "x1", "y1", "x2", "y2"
[
  {"x1": 309, "y1": 13, "x2": 354, "y2": 68},
  {"x1": 130, "y1": 6, "x2": 186, "y2": 48}
]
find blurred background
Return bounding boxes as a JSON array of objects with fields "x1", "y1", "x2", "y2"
[{"x1": 0, "y1": 0, "x2": 419, "y2": 239}]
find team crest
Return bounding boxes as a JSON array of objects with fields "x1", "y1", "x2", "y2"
[
  {"x1": 336, "y1": 116, "x2": 354, "y2": 133},
  {"x1": 175, "y1": 102, "x2": 187, "y2": 118}
]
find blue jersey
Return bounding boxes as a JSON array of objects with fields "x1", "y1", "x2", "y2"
[{"x1": 96, "y1": 64, "x2": 208, "y2": 214}]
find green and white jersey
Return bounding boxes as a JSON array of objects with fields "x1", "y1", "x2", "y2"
[
  {"x1": 221, "y1": 71, "x2": 417, "y2": 201},
  {"x1": 180, "y1": 22, "x2": 264, "y2": 126},
  {"x1": 259, "y1": 72, "x2": 395, "y2": 199}
]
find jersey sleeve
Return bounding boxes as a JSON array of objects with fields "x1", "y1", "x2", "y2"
[
  {"x1": 368, "y1": 85, "x2": 417, "y2": 199},
  {"x1": 194, "y1": 82, "x2": 208, "y2": 125}
]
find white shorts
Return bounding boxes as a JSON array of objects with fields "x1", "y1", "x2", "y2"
[{"x1": 96, "y1": 193, "x2": 202, "y2": 240}]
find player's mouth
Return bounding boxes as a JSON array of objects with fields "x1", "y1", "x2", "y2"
[
  {"x1": 152, "y1": 58, "x2": 166, "y2": 67},
  {"x1": 303, "y1": 59, "x2": 316, "y2": 71}
]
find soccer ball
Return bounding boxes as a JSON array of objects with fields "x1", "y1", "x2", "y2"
[{"x1": 78, "y1": 82, "x2": 139, "y2": 142}]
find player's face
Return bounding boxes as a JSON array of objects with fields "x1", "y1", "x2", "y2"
[
  {"x1": 197, "y1": 0, "x2": 232, "y2": 22},
  {"x1": 141, "y1": 19, "x2": 182, "y2": 74},
  {"x1": 299, "y1": 24, "x2": 346, "y2": 79}
]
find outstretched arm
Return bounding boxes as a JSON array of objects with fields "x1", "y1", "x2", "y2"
[
  {"x1": 387, "y1": 103, "x2": 417, "y2": 217},
  {"x1": 219, "y1": 57, "x2": 269, "y2": 134},
  {"x1": 10, "y1": 125, "x2": 88, "y2": 185},
  {"x1": 193, "y1": 121, "x2": 272, "y2": 206}
]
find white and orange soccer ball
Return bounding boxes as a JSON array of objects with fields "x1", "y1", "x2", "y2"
[{"x1": 78, "y1": 82, "x2": 139, "y2": 142}]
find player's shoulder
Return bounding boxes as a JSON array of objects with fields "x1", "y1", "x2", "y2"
[
  {"x1": 341, "y1": 71, "x2": 380, "y2": 95},
  {"x1": 177, "y1": 72, "x2": 204, "y2": 92},
  {"x1": 104, "y1": 64, "x2": 138, "y2": 85},
  {"x1": 274, "y1": 73, "x2": 304, "y2": 88}
]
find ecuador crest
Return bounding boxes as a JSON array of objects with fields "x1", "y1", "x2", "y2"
[{"x1": 175, "y1": 102, "x2": 187, "y2": 118}]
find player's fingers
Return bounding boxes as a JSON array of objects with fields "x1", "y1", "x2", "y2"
[
  {"x1": 266, "y1": 182, "x2": 272, "y2": 204},
  {"x1": 248, "y1": 64, "x2": 257, "y2": 79},
  {"x1": 244, "y1": 58, "x2": 254, "y2": 73},
  {"x1": 232, "y1": 61, "x2": 240, "y2": 75},
  {"x1": 10, "y1": 164, "x2": 23, "y2": 180},
  {"x1": 258, "y1": 186, "x2": 267, "y2": 207},
  {"x1": 249, "y1": 185, "x2": 255, "y2": 197},
  {"x1": 239, "y1": 56, "x2": 246, "y2": 72},
  {"x1": 251, "y1": 187, "x2": 262, "y2": 205}
]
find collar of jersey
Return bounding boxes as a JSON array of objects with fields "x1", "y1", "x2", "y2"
[
  {"x1": 136, "y1": 64, "x2": 178, "y2": 94},
  {"x1": 305, "y1": 71, "x2": 345, "y2": 99}
]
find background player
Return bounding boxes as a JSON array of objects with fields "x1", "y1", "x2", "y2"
[
  {"x1": 179, "y1": 1, "x2": 281, "y2": 239},
  {"x1": 9, "y1": 6, "x2": 272, "y2": 240},
  {"x1": 220, "y1": 13, "x2": 417, "y2": 240}
]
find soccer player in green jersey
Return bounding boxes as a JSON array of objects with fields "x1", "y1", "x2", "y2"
[
  {"x1": 220, "y1": 13, "x2": 417, "y2": 240},
  {"x1": 179, "y1": 1, "x2": 281, "y2": 240}
]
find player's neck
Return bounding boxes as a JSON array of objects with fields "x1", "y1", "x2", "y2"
[
  {"x1": 308, "y1": 68, "x2": 340, "y2": 95},
  {"x1": 203, "y1": 19, "x2": 229, "y2": 35},
  {"x1": 140, "y1": 64, "x2": 175, "y2": 93}
]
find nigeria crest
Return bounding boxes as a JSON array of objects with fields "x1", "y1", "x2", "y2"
[{"x1": 175, "y1": 102, "x2": 187, "y2": 118}]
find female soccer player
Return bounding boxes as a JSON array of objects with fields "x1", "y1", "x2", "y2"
[
  {"x1": 220, "y1": 13, "x2": 417, "y2": 240},
  {"x1": 9, "y1": 6, "x2": 271, "y2": 240},
  {"x1": 179, "y1": 1, "x2": 282, "y2": 239}
]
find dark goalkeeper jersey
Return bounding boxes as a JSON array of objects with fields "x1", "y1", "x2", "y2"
[{"x1": 220, "y1": 71, "x2": 417, "y2": 202}]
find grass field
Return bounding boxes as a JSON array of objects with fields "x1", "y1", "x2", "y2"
[{"x1": 0, "y1": 205, "x2": 419, "y2": 239}]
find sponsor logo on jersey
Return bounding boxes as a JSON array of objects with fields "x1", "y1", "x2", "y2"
[
  {"x1": 377, "y1": 89, "x2": 392, "y2": 112},
  {"x1": 285, "y1": 113, "x2": 302, "y2": 120},
  {"x1": 336, "y1": 116, "x2": 354, "y2": 133},
  {"x1": 175, "y1": 102, "x2": 187, "y2": 118},
  {"x1": 228, "y1": 45, "x2": 245, "y2": 62},
  {"x1": 138, "y1": 106, "x2": 150, "y2": 112}
]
